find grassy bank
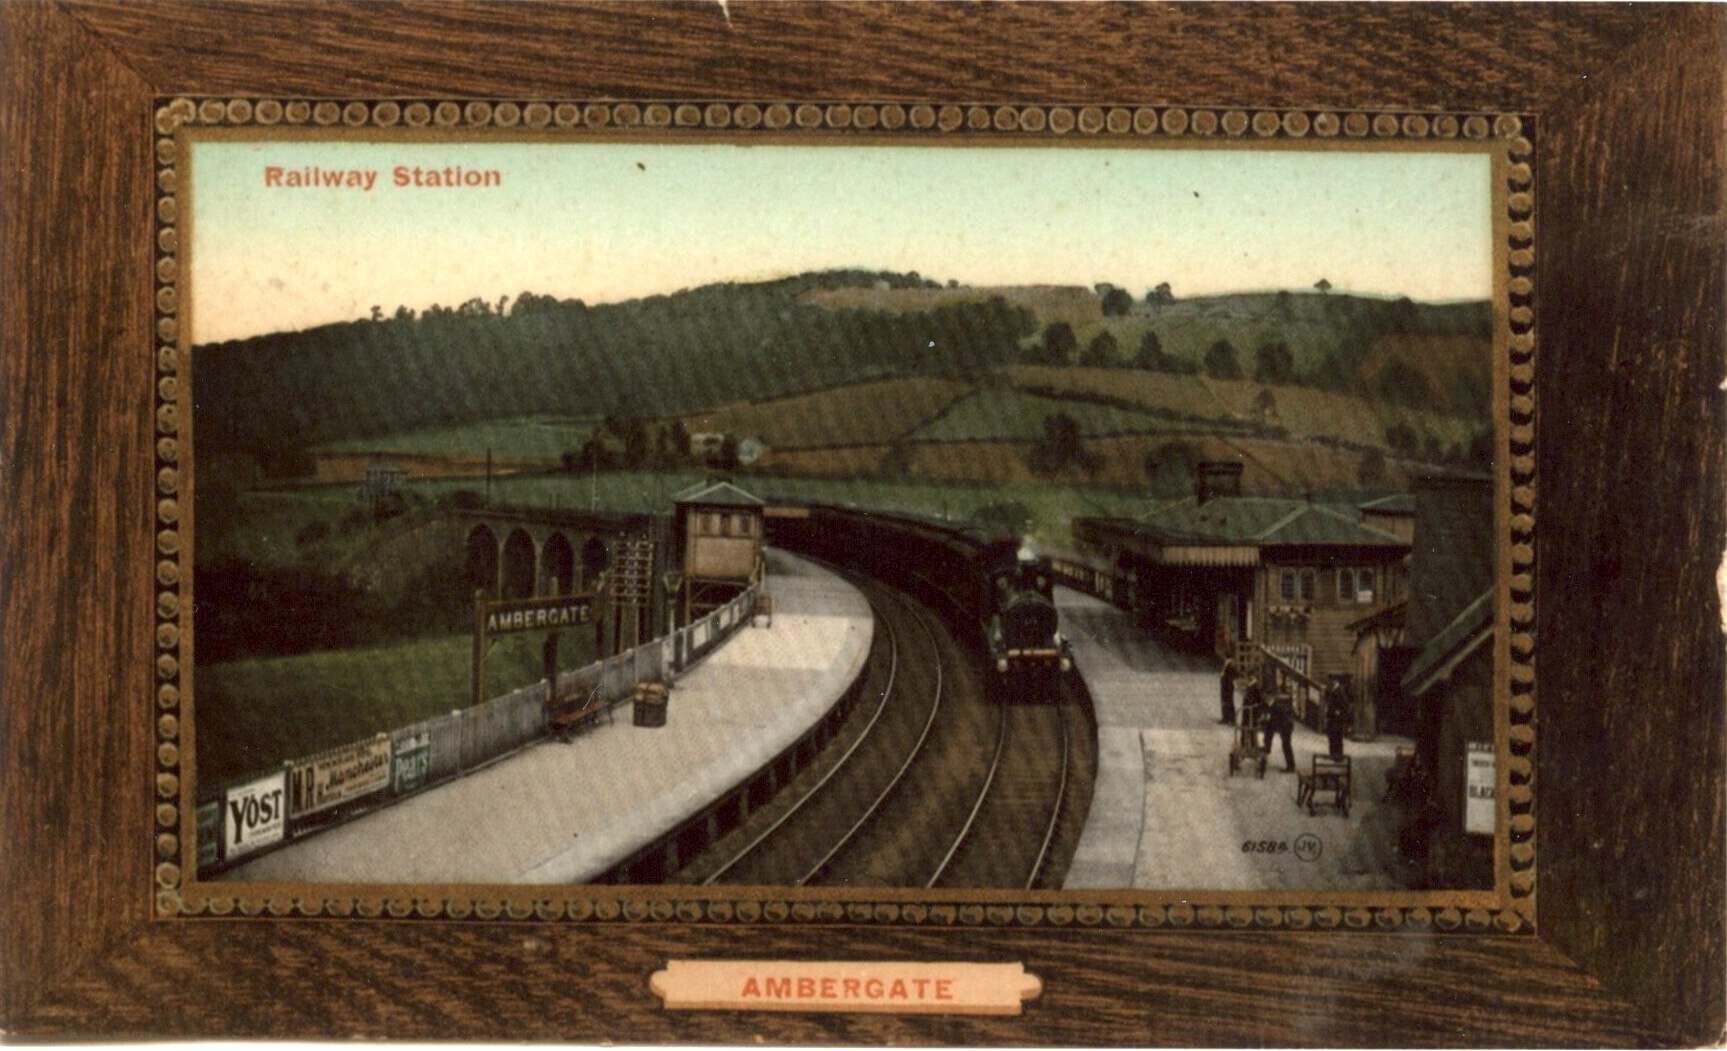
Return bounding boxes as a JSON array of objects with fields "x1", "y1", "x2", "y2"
[{"x1": 195, "y1": 630, "x2": 569, "y2": 789}]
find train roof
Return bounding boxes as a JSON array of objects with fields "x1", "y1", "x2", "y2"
[{"x1": 805, "y1": 503, "x2": 1017, "y2": 549}]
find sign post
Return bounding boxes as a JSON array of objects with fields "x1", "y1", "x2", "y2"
[{"x1": 472, "y1": 593, "x2": 596, "y2": 708}]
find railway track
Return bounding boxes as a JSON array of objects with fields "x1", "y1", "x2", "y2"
[{"x1": 668, "y1": 568, "x2": 1094, "y2": 890}]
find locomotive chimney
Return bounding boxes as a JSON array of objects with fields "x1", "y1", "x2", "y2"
[{"x1": 1194, "y1": 461, "x2": 1244, "y2": 504}]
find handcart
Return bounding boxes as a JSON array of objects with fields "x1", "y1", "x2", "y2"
[{"x1": 1228, "y1": 707, "x2": 1269, "y2": 778}]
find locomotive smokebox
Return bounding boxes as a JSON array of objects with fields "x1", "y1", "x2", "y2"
[{"x1": 1001, "y1": 591, "x2": 1060, "y2": 651}]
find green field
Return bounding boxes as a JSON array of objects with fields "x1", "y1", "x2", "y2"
[
  {"x1": 313, "y1": 415, "x2": 601, "y2": 460},
  {"x1": 910, "y1": 387, "x2": 1201, "y2": 443},
  {"x1": 1009, "y1": 367, "x2": 1486, "y2": 451},
  {"x1": 678, "y1": 376, "x2": 971, "y2": 450},
  {"x1": 195, "y1": 631, "x2": 559, "y2": 789}
]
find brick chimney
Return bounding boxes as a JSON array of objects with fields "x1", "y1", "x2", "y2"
[{"x1": 1194, "y1": 461, "x2": 1244, "y2": 504}]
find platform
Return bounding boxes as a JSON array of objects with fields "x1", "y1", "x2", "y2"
[
  {"x1": 1056, "y1": 588, "x2": 1415, "y2": 892},
  {"x1": 223, "y1": 549, "x2": 873, "y2": 884}
]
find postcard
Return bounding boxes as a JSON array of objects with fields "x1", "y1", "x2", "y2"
[{"x1": 156, "y1": 102, "x2": 1529, "y2": 939}]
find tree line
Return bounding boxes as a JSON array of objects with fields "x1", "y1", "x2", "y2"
[
  {"x1": 1028, "y1": 290, "x2": 1492, "y2": 419},
  {"x1": 193, "y1": 271, "x2": 1036, "y2": 459}
]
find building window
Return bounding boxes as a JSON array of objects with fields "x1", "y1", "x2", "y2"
[
  {"x1": 1279, "y1": 568, "x2": 1316, "y2": 603},
  {"x1": 1337, "y1": 568, "x2": 1376, "y2": 603}
]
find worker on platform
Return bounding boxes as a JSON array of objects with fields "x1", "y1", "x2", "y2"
[
  {"x1": 1264, "y1": 691, "x2": 1296, "y2": 773},
  {"x1": 1324, "y1": 679, "x2": 1353, "y2": 760},
  {"x1": 1218, "y1": 659, "x2": 1238, "y2": 725}
]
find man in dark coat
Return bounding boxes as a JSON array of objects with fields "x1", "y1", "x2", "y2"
[
  {"x1": 1218, "y1": 660, "x2": 1238, "y2": 725},
  {"x1": 1324, "y1": 681, "x2": 1352, "y2": 760},
  {"x1": 1240, "y1": 677, "x2": 1265, "y2": 732},
  {"x1": 1263, "y1": 691, "x2": 1296, "y2": 772}
]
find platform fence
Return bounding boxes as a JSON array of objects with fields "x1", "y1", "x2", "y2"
[{"x1": 197, "y1": 584, "x2": 762, "y2": 876}]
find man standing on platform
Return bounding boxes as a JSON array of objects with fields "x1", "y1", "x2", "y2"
[
  {"x1": 1324, "y1": 679, "x2": 1352, "y2": 760},
  {"x1": 1264, "y1": 691, "x2": 1296, "y2": 772},
  {"x1": 1218, "y1": 659, "x2": 1238, "y2": 725}
]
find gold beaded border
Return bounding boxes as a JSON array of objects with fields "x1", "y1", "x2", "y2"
[
  {"x1": 149, "y1": 97, "x2": 1529, "y2": 140},
  {"x1": 150, "y1": 98, "x2": 1536, "y2": 935}
]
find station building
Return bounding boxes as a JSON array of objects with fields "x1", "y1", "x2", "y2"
[{"x1": 1071, "y1": 462, "x2": 1412, "y2": 724}]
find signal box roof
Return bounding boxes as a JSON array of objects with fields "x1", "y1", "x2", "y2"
[{"x1": 672, "y1": 480, "x2": 766, "y2": 508}]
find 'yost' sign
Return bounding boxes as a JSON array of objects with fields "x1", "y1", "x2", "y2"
[
  {"x1": 223, "y1": 772, "x2": 286, "y2": 860},
  {"x1": 483, "y1": 595, "x2": 595, "y2": 635}
]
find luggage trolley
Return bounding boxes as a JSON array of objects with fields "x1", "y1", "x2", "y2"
[{"x1": 1228, "y1": 703, "x2": 1269, "y2": 778}]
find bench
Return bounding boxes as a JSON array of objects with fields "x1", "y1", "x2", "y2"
[
  {"x1": 1383, "y1": 745, "x2": 1419, "y2": 801},
  {"x1": 548, "y1": 687, "x2": 611, "y2": 743},
  {"x1": 1296, "y1": 755, "x2": 1352, "y2": 817}
]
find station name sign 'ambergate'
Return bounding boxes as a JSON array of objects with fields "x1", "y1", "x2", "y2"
[{"x1": 481, "y1": 594, "x2": 596, "y2": 635}]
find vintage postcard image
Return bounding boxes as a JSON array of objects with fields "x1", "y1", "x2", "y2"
[{"x1": 181, "y1": 128, "x2": 1505, "y2": 905}]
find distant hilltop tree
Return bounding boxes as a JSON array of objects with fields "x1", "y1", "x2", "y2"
[
  {"x1": 1080, "y1": 331, "x2": 1120, "y2": 367},
  {"x1": 1203, "y1": 339, "x2": 1243, "y2": 380},
  {"x1": 1314, "y1": 277, "x2": 1333, "y2": 294},
  {"x1": 1095, "y1": 283, "x2": 1135, "y2": 317},
  {"x1": 1133, "y1": 329, "x2": 1196, "y2": 374},
  {"x1": 1144, "y1": 438, "x2": 1200, "y2": 492},
  {"x1": 1134, "y1": 329, "x2": 1165, "y2": 369},
  {"x1": 1253, "y1": 340, "x2": 1295, "y2": 384},
  {"x1": 1147, "y1": 282, "x2": 1175, "y2": 306},
  {"x1": 1025, "y1": 321, "x2": 1078, "y2": 366},
  {"x1": 1027, "y1": 412, "x2": 1100, "y2": 477}
]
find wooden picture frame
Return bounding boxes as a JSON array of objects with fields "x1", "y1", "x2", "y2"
[{"x1": 2, "y1": 3, "x2": 1721, "y2": 1044}]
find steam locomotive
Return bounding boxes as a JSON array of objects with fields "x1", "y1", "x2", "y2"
[{"x1": 772, "y1": 505, "x2": 1072, "y2": 695}]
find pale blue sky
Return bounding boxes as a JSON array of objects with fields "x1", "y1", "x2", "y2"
[{"x1": 189, "y1": 138, "x2": 1492, "y2": 344}]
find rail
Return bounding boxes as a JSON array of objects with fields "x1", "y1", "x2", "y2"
[
  {"x1": 1027, "y1": 701, "x2": 1074, "y2": 890},
  {"x1": 699, "y1": 589, "x2": 902, "y2": 886},
  {"x1": 927, "y1": 705, "x2": 1009, "y2": 888},
  {"x1": 799, "y1": 598, "x2": 946, "y2": 886}
]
